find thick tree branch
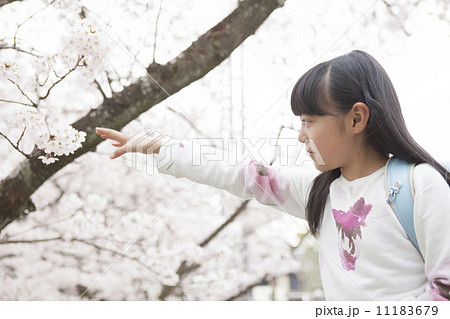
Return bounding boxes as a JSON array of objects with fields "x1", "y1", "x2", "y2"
[
  {"x1": 0, "y1": 0, "x2": 286, "y2": 232},
  {"x1": 0, "y1": 0, "x2": 22, "y2": 7}
]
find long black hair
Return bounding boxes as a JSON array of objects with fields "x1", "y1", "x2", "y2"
[{"x1": 291, "y1": 50, "x2": 450, "y2": 237}]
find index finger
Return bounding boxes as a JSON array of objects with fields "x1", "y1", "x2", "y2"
[{"x1": 96, "y1": 127, "x2": 127, "y2": 144}]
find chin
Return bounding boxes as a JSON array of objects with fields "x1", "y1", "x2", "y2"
[
  {"x1": 312, "y1": 161, "x2": 324, "y2": 170},
  {"x1": 315, "y1": 165, "x2": 329, "y2": 172},
  {"x1": 313, "y1": 161, "x2": 335, "y2": 172}
]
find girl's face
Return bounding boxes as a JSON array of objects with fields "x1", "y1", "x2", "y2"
[{"x1": 298, "y1": 114, "x2": 355, "y2": 172}]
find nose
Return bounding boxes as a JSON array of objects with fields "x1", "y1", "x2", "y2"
[{"x1": 298, "y1": 127, "x2": 307, "y2": 144}]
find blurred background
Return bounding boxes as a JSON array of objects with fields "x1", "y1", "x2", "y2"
[{"x1": 0, "y1": 0, "x2": 449, "y2": 300}]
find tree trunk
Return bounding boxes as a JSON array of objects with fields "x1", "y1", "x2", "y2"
[{"x1": 0, "y1": 0, "x2": 286, "y2": 232}]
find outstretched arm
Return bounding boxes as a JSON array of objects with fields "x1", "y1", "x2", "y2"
[
  {"x1": 153, "y1": 137, "x2": 318, "y2": 220},
  {"x1": 95, "y1": 127, "x2": 318, "y2": 220}
]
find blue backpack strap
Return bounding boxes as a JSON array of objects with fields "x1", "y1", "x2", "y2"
[{"x1": 386, "y1": 157, "x2": 423, "y2": 258}]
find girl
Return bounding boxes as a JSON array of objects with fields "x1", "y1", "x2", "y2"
[{"x1": 96, "y1": 50, "x2": 450, "y2": 301}]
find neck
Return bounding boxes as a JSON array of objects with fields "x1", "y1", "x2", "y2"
[{"x1": 340, "y1": 148, "x2": 389, "y2": 181}]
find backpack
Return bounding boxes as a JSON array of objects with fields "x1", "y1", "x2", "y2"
[{"x1": 385, "y1": 158, "x2": 450, "y2": 259}]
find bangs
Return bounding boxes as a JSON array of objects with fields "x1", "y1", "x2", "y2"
[{"x1": 291, "y1": 62, "x2": 333, "y2": 116}]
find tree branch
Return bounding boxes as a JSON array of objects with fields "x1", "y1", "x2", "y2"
[
  {"x1": 0, "y1": 0, "x2": 286, "y2": 233},
  {"x1": 0, "y1": 235, "x2": 62, "y2": 244},
  {"x1": 166, "y1": 106, "x2": 202, "y2": 134},
  {"x1": 94, "y1": 79, "x2": 107, "y2": 100},
  {"x1": 0, "y1": 253, "x2": 17, "y2": 260},
  {"x1": 269, "y1": 124, "x2": 295, "y2": 165},
  {"x1": 159, "y1": 190, "x2": 303, "y2": 300},
  {"x1": 16, "y1": 126, "x2": 26, "y2": 148},
  {"x1": 70, "y1": 238, "x2": 160, "y2": 276},
  {"x1": 8, "y1": 79, "x2": 37, "y2": 107},
  {"x1": 381, "y1": 0, "x2": 412, "y2": 36},
  {"x1": 13, "y1": 0, "x2": 55, "y2": 47},
  {"x1": 152, "y1": 0, "x2": 163, "y2": 63},
  {"x1": 0, "y1": 235, "x2": 160, "y2": 279},
  {"x1": 0, "y1": 98, "x2": 34, "y2": 107},
  {"x1": 0, "y1": 0, "x2": 22, "y2": 7},
  {"x1": 39, "y1": 55, "x2": 84, "y2": 100},
  {"x1": 158, "y1": 200, "x2": 250, "y2": 300},
  {"x1": 0, "y1": 45, "x2": 39, "y2": 57},
  {"x1": 227, "y1": 274, "x2": 269, "y2": 300},
  {"x1": 199, "y1": 200, "x2": 249, "y2": 247},
  {"x1": 0, "y1": 131, "x2": 31, "y2": 159}
]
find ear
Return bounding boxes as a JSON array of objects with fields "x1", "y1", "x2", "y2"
[{"x1": 350, "y1": 102, "x2": 370, "y2": 134}]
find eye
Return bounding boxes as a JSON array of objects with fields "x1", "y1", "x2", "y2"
[{"x1": 301, "y1": 118, "x2": 311, "y2": 126}]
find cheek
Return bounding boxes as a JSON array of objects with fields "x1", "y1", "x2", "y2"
[
  {"x1": 312, "y1": 134, "x2": 338, "y2": 153},
  {"x1": 306, "y1": 123, "x2": 344, "y2": 155},
  {"x1": 312, "y1": 134, "x2": 347, "y2": 167}
]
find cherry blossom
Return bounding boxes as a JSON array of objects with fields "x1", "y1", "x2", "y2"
[{"x1": 8, "y1": 107, "x2": 87, "y2": 163}]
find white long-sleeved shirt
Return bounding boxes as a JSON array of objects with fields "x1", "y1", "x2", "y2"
[{"x1": 153, "y1": 139, "x2": 450, "y2": 301}]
